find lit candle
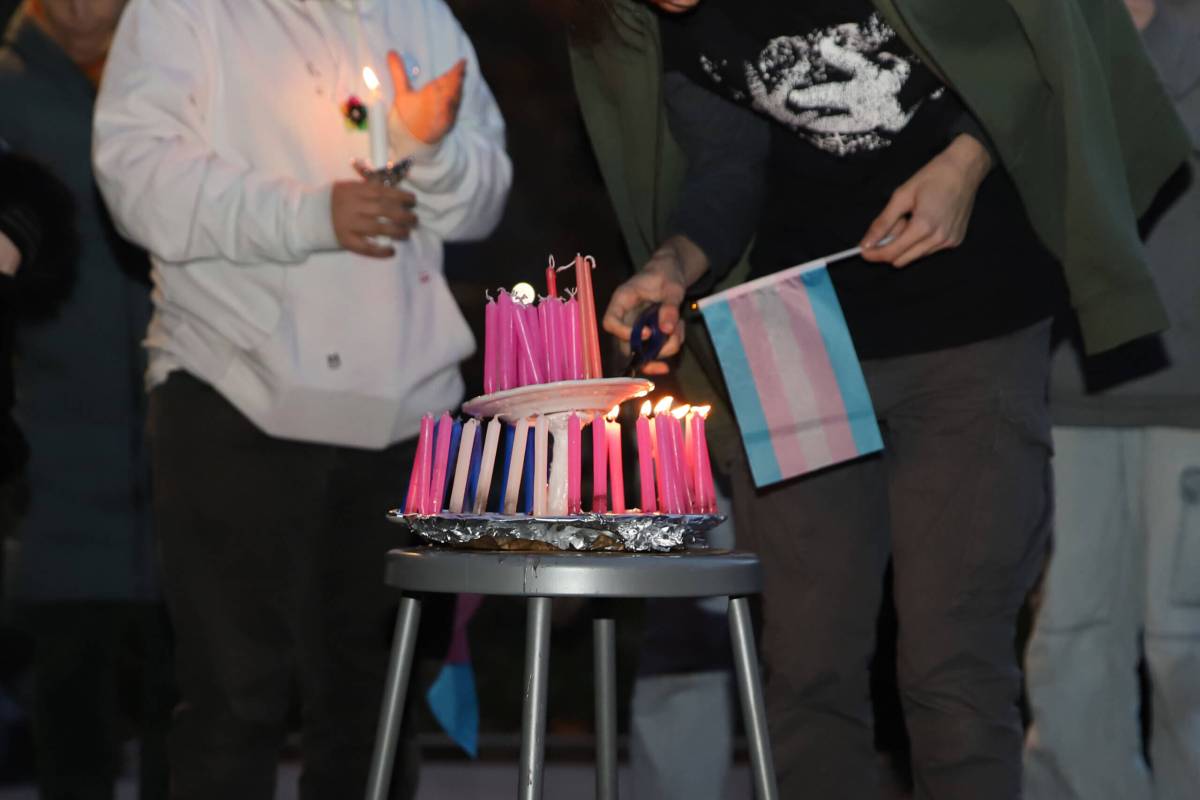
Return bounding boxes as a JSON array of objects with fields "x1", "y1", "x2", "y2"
[
  {"x1": 483, "y1": 295, "x2": 497, "y2": 395},
  {"x1": 472, "y1": 418, "x2": 502, "y2": 514},
  {"x1": 566, "y1": 292, "x2": 583, "y2": 380},
  {"x1": 670, "y1": 406, "x2": 693, "y2": 514},
  {"x1": 652, "y1": 396, "x2": 673, "y2": 512},
  {"x1": 654, "y1": 410, "x2": 675, "y2": 513},
  {"x1": 636, "y1": 400, "x2": 657, "y2": 513},
  {"x1": 533, "y1": 415, "x2": 549, "y2": 516},
  {"x1": 362, "y1": 67, "x2": 389, "y2": 169},
  {"x1": 606, "y1": 406, "x2": 625, "y2": 514},
  {"x1": 591, "y1": 411, "x2": 608, "y2": 513},
  {"x1": 568, "y1": 413, "x2": 582, "y2": 515},
  {"x1": 682, "y1": 406, "x2": 697, "y2": 510},
  {"x1": 695, "y1": 406, "x2": 717, "y2": 514},
  {"x1": 502, "y1": 418, "x2": 529, "y2": 514},
  {"x1": 428, "y1": 413, "x2": 454, "y2": 513},
  {"x1": 548, "y1": 421, "x2": 568, "y2": 516},
  {"x1": 404, "y1": 413, "x2": 434, "y2": 513},
  {"x1": 448, "y1": 419, "x2": 479, "y2": 513}
]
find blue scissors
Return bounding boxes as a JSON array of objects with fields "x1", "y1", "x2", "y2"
[{"x1": 622, "y1": 303, "x2": 669, "y2": 376}]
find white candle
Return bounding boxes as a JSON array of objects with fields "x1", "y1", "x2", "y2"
[
  {"x1": 503, "y1": 418, "x2": 530, "y2": 515},
  {"x1": 448, "y1": 419, "x2": 479, "y2": 513},
  {"x1": 533, "y1": 415, "x2": 549, "y2": 516},
  {"x1": 362, "y1": 67, "x2": 389, "y2": 169},
  {"x1": 472, "y1": 418, "x2": 502, "y2": 513}
]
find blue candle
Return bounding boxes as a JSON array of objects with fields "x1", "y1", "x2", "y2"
[
  {"x1": 465, "y1": 422, "x2": 484, "y2": 510},
  {"x1": 495, "y1": 424, "x2": 515, "y2": 513},
  {"x1": 522, "y1": 433, "x2": 535, "y2": 515},
  {"x1": 441, "y1": 419, "x2": 463, "y2": 512}
]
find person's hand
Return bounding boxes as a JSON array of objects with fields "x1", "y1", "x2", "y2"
[
  {"x1": 860, "y1": 133, "x2": 992, "y2": 268},
  {"x1": 331, "y1": 180, "x2": 418, "y2": 258},
  {"x1": 0, "y1": 231, "x2": 20, "y2": 277},
  {"x1": 388, "y1": 51, "x2": 466, "y2": 146},
  {"x1": 603, "y1": 236, "x2": 707, "y2": 375}
]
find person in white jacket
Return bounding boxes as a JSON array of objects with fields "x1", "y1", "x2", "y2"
[{"x1": 92, "y1": 0, "x2": 511, "y2": 796}]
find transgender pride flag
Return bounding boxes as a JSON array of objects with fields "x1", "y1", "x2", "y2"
[{"x1": 697, "y1": 248, "x2": 883, "y2": 487}]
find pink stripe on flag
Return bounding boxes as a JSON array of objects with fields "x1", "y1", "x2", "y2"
[
  {"x1": 753, "y1": 288, "x2": 834, "y2": 469},
  {"x1": 728, "y1": 294, "x2": 809, "y2": 477},
  {"x1": 777, "y1": 276, "x2": 857, "y2": 463}
]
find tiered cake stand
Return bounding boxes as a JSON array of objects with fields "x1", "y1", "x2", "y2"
[{"x1": 389, "y1": 377, "x2": 725, "y2": 551}]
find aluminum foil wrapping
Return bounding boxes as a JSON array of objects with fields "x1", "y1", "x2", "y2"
[{"x1": 386, "y1": 511, "x2": 725, "y2": 552}]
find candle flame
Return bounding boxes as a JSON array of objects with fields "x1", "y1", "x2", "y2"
[
  {"x1": 639, "y1": 400, "x2": 653, "y2": 417},
  {"x1": 606, "y1": 405, "x2": 620, "y2": 421},
  {"x1": 694, "y1": 404, "x2": 712, "y2": 419},
  {"x1": 362, "y1": 67, "x2": 381, "y2": 92},
  {"x1": 653, "y1": 396, "x2": 674, "y2": 416},
  {"x1": 672, "y1": 404, "x2": 691, "y2": 420}
]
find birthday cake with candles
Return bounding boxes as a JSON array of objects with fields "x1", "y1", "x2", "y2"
[{"x1": 392, "y1": 255, "x2": 721, "y2": 552}]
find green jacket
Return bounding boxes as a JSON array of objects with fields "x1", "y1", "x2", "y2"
[{"x1": 569, "y1": 0, "x2": 1192, "y2": 356}]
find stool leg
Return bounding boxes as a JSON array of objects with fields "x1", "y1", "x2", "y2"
[
  {"x1": 365, "y1": 596, "x2": 422, "y2": 800},
  {"x1": 593, "y1": 617, "x2": 619, "y2": 800},
  {"x1": 519, "y1": 597, "x2": 553, "y2": 800},
  {"x1": 729, "y1": 596, "x2": 779, "y2": 800}
]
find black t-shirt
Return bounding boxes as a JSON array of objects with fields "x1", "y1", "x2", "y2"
[{"x1": 660, "y1": 0, "x2": 1065, "y2": 358}]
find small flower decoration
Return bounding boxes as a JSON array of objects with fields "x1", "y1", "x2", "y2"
[{"x1": 342, "y1": 95, "x2": 368, "y2": 131}]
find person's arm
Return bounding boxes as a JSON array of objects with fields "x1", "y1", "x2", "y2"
[
  {"x1": 92, "y1": 0, "x2": 342, "y2": 265},
  {"x1": 385, "y1": 12, "x2": 512, "y2": 243},
  {"x1": 603, "y1": 71, "x2": 769, "y2": 373}
]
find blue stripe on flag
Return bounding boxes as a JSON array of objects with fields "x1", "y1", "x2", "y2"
[
  {"x1": 700, "y1": 298, "x2": 783, "y2": 485},
  {"x1": 802, "y1": 270, "x2": 883, "y2": 455}
]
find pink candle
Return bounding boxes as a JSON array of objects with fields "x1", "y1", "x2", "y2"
[
  {"x1": 497, "y1": 291, "x2": 516, "y2": 391},
  {"x1": 669, "y1": 407, "x2": 692, "y2": 514},
  {"x1": 484, "y1": 296, "x2": 497, "y2": 395},
  {"x1": 636, "y1": 401, "x2": 657, "y2": 513},
  {"x1": 591, "y1": 411, "x2": 608, "y2": 513},
  {"x1": 654, "y1": 413, "x2": 676, "y2": 513},
  {"x1": 427, "y1": 413, "x2": 453, "y2": 513},
  {"x1": 682, "y1": 408, "x2": 697, "y2": 510},
  {"x1": 606, "y1": 409, "x2": 626, "y2": 514},
  {"x1": 512, "y1": 302, "x2": 544, "y2": 387},
  {"x1": 406, "y1": 413, "x2": 434, "y2": 513},
  {"x1": 567, "y1": 413, "x2": 582, "y2": 514},
  {"x1": 695, "y1": 406, "x2": 717, "y2": 514},
  {"x1": 651, "y1": 397, "x2": 672, "y2": 512},
  {"x1": 565, "y1": 294, "x2": 583, "y2": 380},
  {"x1": 574, "y1": 254, "x2": 603, "y2": 379},
  {"x1": 541, "y1": 300, "x2": 562, "y2": 383},
  {"x1": 545, "y1": 260, "x2": 558, "y2": 298}
]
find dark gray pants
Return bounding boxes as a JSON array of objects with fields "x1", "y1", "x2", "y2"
[
  {"x1": 732, "y1": 321, "x2": 1053, "y2": 800},
  {"x1": 148, "y1": 372, "x2": 430, "y2": 800}
]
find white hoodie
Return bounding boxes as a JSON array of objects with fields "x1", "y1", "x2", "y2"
[{"x1": 94, "y1": 0, "x2": 511, "y2": 448}]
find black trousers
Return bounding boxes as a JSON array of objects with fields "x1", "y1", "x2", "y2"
[
  {"x1": 732, "y1": 321, "x2": 1054, "y2": 800},
  {"x1": 149, "y1": 372, "x2": 431, "y2": 800},
  {"x1": 24, "y1": 601, "x2": 173, "y2": 800}
]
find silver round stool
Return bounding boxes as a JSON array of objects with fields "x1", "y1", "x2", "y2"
[{"x1": 364, "y1": 548, "x2": 779, "y2": 800}]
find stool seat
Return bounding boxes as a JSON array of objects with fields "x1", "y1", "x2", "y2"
[
  {"x1": 385, "y1": 547, "x2": 763, "y2": 598},
  {"x1": 367, "y1": 547, "x2": 778, "y2": 800}
]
